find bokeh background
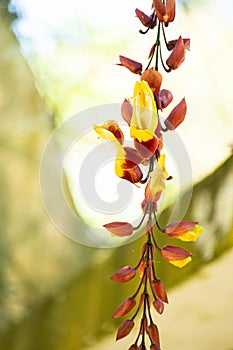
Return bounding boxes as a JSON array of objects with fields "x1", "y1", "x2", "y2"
[{"x1": 0, "y1": 0, "x2": 233, "y2": 349}]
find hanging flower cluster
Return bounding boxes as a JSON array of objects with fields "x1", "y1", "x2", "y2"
[{"x1": 94, "y1": 0, "x2": 203, "y2": 348}]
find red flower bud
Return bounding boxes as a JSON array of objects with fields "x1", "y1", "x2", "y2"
[
  {"x1": 116, "y1": 319, "x2": 135, "y2": 340},
  {"x1": 138, "y1": 258, "x2": 146, "y2": 278},
  {"x1": 113, "y1": 296, "x2": 136, "y2": 318},
  {"x1": 147, "y1": 324, "x2": 160, "y2": 346},
  {"x1": 153, "y1": 298, "x2": 164, "y2": 314},
  {"x1": 164, "y1": 98, "x2": 187, "y2": 130},
  {"x1": 141, "y1": 68, "x2": 162, "y2": 95},
  {"x1": 150, "y1": 344, "x2": 161, "y2": 350},
  {"x1": 156, "y1": 89, "x2": 173, "y2": 110},
  {"x1": 103, "y1": 222, "x2": 134, "y2": 237},
  {"x1": 111, "y1": 266, "x2": 136, "y2": 283},
  {"x1": 151, "y1": 279, "x2": 168, "y2": 303},
  {"x1": 118, "y1": 55, "x2": 142, "y2": 74},
  {"x1": 166, "y1": 36, "x2": 185, "y2": 70},
  {"x1": 148, "y1": 43, "x2": 156, "y2": 59},
  {"x1": 121, "y1": 98, "x2": 133, "y2": 125}
]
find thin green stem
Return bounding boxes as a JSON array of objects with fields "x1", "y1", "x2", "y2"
[{"x1": 155, "y1": 21, "x2": 161, "y2": 71}]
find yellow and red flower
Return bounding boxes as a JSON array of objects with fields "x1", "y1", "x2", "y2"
[
  {"x1": 94, "y1": 122, "x2": 143, "y2": 184},
  {"x1": 165, "y1": 221, "x2": 203, "y2": 242},
  {"x1": 130, "y1": 80, "x2": 159, "y2": 159}
]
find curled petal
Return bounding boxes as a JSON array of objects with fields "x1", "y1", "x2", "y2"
[
  {"x1": 121, "y1": 98, "x2": 133, "y2": 125},
  {"x1": 104, "y1": 222, "x2": 133, "y2": 237},
  {"x1": 166, "y1": 36, "x2": 185, "y2": 70},
  {"x1": 116, "y1": 319, "x2": 134, "y2": 340},
  {"x1": 111, "y1": 266, "x2": 136, "y2": 283},
  {"x1": 141, "y1": 68, "x2": 162, "y2": 95},
  {"x1": 160, "y1": 245, "x2": 192, "y2": 268},
  {"x1": 134, "y1": 134, "x2": 159, "y2": 159},
  {"x1": 147, "y1": 324, "x2": 160, "y2": 346},
  {"x1": 116, "y1": 146, "x2": 143, "y2": 183},
  {"x1": 113, "y1": 296, "x2": 136, "y2": 318},
  {"x1": 156, "y1": 89, "x2": 173, "y2": 110},
  {"x1": 118, "y1": 55, "x2": 142, "y2": 74},
  {"x1": 98, "y1": 120, "x2": 124, "y2": 145},
  {"x1": 164, "y1": 98, "x2": 187, "y2": 130}
]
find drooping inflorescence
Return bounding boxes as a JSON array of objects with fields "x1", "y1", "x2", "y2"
[{"x1": 94, "y1": 0, "x2": 203, "y2": 349}]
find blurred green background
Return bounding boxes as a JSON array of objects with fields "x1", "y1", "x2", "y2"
[{"x1": 0, "y1": 0, "x2": 233, "y2": 349}]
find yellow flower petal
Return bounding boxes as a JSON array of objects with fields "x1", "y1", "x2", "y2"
[
  {"x1": 130, "y1": 126, "x2": 155, "y2": 142},
  {"x1": 94, "y1": 124, "x2": 125, "y2": 157},
  {"x1": 130, "y1": 80, "x2": 158, "y2": 134},
  {"x1": 178, "y1": 225, "x2": 204, "y2": 242},
  {"x1": 169, "y1": 256, "x2": 192, "y2": 268}
]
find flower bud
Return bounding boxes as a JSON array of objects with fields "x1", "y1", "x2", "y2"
[
  {"x1": 118, "y1": 55, "x2": 142, "y2": 74},
  {"x1": 113, "y1": 296, "x2": 136, "y2": 318},
  {"x1": 153, "y1": 298, "x2": 164, "y2": 314},
  {"x1": 166, "y1": 221, "x2": 203, "y2": 242},
  {"x1": 147, "y1": 324, "x2": 160, "y2": 346},
  {"x1": 166, "y1": 36, "x2": 185, "y2": 70},
  {"x1": 116, "y1": 319, "x2": 134, "y2": 340},
  {"x1": 141, "y1": 68, "x2": 162, "y2": 95},
  {"x1": 111, "y1": 266, "x2": 136, "y2": 283},
  {"x1": 164, "y1": 98, "x2": 187, "y2": 130},
  {"x1": 121, "y1": 98, "x2": 133, "y2": 125},
  {"x1": 150, "y1": 344, "x2": 160, "y2": 350},
  {"x1": 156, "y1": 89, "x2": 173, "y2": 110},
  {"x1": 160, "y1": 245, "x2": 192, "y2": 268},
  {"x1": 151, "y1": 278, "x2": 168, "y2": 303},
  {"x1": 104, "y1": 222, "x2": 134, "y2": 237}
]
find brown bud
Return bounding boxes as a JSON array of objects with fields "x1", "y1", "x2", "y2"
[
  {"x1": 147, "y1": 324, "x2": 160, "y2": 346},
  {"x1": 116, "y1": 319, "x2": 134, "y2": 340},
  {"x1": 166, "y1": 36, "x2": 185, "y2": 70},
  {"x1": 148, "y1": 43, "x2": 156, "y2": 59},
  {"x1": 121, "y1": 98, "x2": 132, "y2": 125},
  {"x1": 164, "y1": 98, "x2": 187, "y2": 130},
  {"x1": 138, "y1": 258, "x2": 146, "y2": 278},
  {"x1": 138, "y1": 344, "x2": 147, "y2": 350},
  {"x1": 111, "y1": 266, "x2": 136, "y2": 283},
  {"x1": 141, "y1": 68, "x2": 162, "y2": 95},
  {"x1": 151, "y1": 279, "x2": 168, "y2": 303},
  {"x1": 103, "y1": 221, "x2": 134, "y2": 237},
  {"x1": 113, "y1": 296, "x2": 136, "y2": 318},
  {"x1": 156, "y1": 89, "x2": 173, "y2": 110},
  {"x1": 118, "y1": 55, "x2": 142, "y2": 74},
  {"x1": 153, "y1": 298, "x2": 164, "y2": 314}
]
